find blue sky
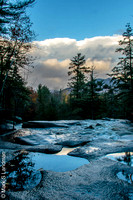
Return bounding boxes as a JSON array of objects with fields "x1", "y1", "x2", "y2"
[
  {"x1": 27, "y1": 0, "x2": 133, "y2": 89},
  {"x1": 28, "y1": 0, "x2": 133, "y2": 41}
]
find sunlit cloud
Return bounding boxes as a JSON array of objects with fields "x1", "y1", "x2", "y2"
[
  {"x1": 27, "y1": 35, "x2": 122, "y2": 90},
  {"x1": 86, "y1": 58, "x2": 111, "y2": 78}
]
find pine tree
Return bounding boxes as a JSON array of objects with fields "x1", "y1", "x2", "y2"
[
  {"x1": 87, "y1": 66, "x2": 98, "y2": 119},
  {"x1": 109, "y1": 23, "x2": 133, "y2": 120},
  {"x1": 0, "y1": 0, "x2": 35, "y2": 122},
  {"x1": 68, "y1": 53, "x2": 90, "y2": 118},
  {"x1": 0, "y1": 0, "x2": 35, "y2": 36},
  {"x1": 68, "y1": 53, "x2": 89, "y2": 99},
  {"x1": 36, "y1": 84, "x2": 51, "y2": 120}
]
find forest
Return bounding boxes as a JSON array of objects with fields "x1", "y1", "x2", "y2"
[{"x1": 0, "y1": 0, "x2": 133, "y2": 126}]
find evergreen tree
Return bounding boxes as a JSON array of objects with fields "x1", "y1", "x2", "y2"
[
  {"x1": 36, "y1": 84, "x2": 51, "y2": 120},
  {"x1": 68, "y1": 53, "x2": 89, "y2": 99},
  {"x1": 23, "y1": 87, "x2": 38, "y2": 121},
  {"x1": 87, "y1": 66, "x2": 98, "y2": 119},
  {"x1": 0, "y1": 0, "x2": 35, "y2": 123},
  {"x1": 109, "y1": 23, "x2": 133, "y2": 120},
  {"x1": 82, "y1": 66, "x2": 104, "y2": 119},
  {"x1": 67, "y1": 53, "x2": 89, "y2": 118},
  {"x1": 0, "y1": 0, "x2": 35, "y2": 36}
]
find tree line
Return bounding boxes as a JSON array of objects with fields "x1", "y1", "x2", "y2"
[
  {"x1": 0, "y1": 0, "x2": 133, "y2": 122},
  {"x1": 24, "y1": 23, "x2": 133, "y2": 121}
]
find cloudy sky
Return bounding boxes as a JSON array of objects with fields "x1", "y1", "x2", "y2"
[{"x1": 26, "y1": 0, "x2": 133, "y2": 90}]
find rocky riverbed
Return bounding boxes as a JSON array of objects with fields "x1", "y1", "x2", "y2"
[{"x1": 0, "y1": 119, "x2": 133, "y2": 200}]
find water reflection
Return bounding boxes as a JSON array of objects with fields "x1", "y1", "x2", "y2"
[
  {"x1": 105, "y1": 152, "x2": 133, "y2": 167},
  {"x1": 117, "y1": 152, "x2": 132, "y2": 166},
  {"x1": 0, "y1": 150, "x2": 88, "y2": 191},
  {"x1": 117, "y1": 170, "x2": 133, "y2": 184},
  {"x1": 117, "y1": 171, "x2": 133, "y2": 200},
  {"x1": 0, "y1": 151, "x2": 41, "y2": 191}
]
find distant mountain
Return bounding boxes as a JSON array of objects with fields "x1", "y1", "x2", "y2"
[
  {"x1": 96, "y1": 78, "x2": 114, "y2": 86},
  {"x1": 61, "y1": 78, "x2": 115, "y2": 96}
]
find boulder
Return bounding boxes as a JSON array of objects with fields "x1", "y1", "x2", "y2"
[
  {"x1": 85, "y1": 125, "x2": 94, "y2": 129},
  {"x1": 96, "y1": 123, "x2": 102, "y2": 126},
  {"x1": 13, "y1": 116, "x2": 22, "y2": 123},
  {"x1": 14, "y1": 134, "x2": 49, "y2": 146},
  {"x1": 0, "y1": 123, "x2": 15, "y2": 135},
  {"x1": 27, "y1": 144, "x2": 62, "y2": 154}
]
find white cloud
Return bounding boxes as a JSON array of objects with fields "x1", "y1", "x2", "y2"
[{"x1": 27, "y1": 35, "x2": 122, "y2": 90}]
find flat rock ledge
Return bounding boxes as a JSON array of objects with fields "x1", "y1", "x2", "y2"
[
  {"x1": 26, "y1": 144, "x2": 62, "y2": 154},
  {"x1": 0, "y1": 137, "x2": 62, "y2": 157},
  {"x1": 6, "y1": 158, "x2": 133, "y2": 200},
  {"x1": 14, "y1": 134, "x2": 49, "y2": 146},
  {"x1": 1, "y1": 119, "x2": 133, "y2": 200},
  {"x1": 22, "y1": 121, "x2": 68, "y2": 128},
  {"x1": 56, "y1": 139, "x2": 91, "y2": 147}
]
